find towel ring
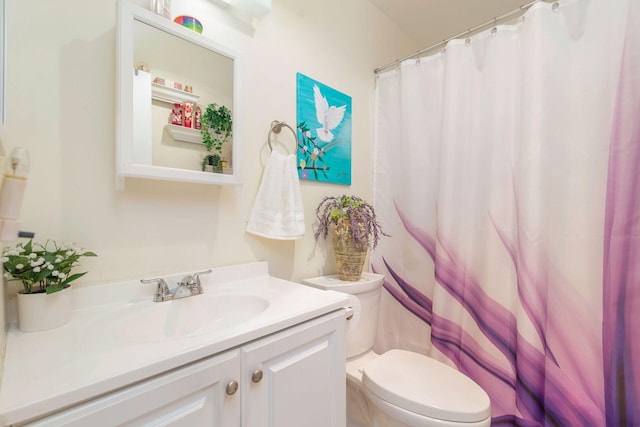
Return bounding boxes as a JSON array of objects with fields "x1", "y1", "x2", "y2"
[{"x1": 268, "y1": 120, "x2": 297, "y2": 153}]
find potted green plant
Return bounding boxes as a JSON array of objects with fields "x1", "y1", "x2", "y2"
[
  {"x1": 2, "y1": 239, "x2": 97, "y2": 332},
  {"x1": 314, "y1": 194, "x2": 388, "y2": 281},
  {"x1": 200, "y1": 103, "x2": 232, "y2": 173}
]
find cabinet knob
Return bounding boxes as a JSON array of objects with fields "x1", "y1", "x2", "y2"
[
  {"x1": 226, "y1": 380, "x2": 239, "y2": 395},
  {"x1": 251, "y1": 369, "x2": 264, "y2": 383}
]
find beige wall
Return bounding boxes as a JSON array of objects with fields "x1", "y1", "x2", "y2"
[{"x1": 0, "y1": 0, "x2": 417, "y2": 334}]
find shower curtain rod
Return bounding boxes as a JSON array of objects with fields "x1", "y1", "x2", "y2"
[{"x1": 374, "y1": 0, "x2": 542, "y2": 74}]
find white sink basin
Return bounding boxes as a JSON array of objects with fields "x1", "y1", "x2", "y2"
[{"x1": 94, "y1": 293, "x2": 270, "y2": 342}]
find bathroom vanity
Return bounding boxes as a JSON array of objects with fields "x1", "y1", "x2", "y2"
[{"x1": 0, "y1": 262, "x2": 349, "y2": 426}]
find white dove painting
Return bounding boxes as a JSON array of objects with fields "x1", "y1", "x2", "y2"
[
  {"x1": 313, "y1": 84, "x2": 346, "y2": 143},
  {"x1": 296, "y1": 73, "x2": 352, "y2": 185}
]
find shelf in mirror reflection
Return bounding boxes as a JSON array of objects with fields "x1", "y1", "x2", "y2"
[
  {"x1": 165, "y1": 124, "x2": 203, "y2": 144},
  {"x1": 151, "y1": 82, "x2": 199, "y2": 104}
]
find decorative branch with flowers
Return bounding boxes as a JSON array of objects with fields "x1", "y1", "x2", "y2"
[
  {"x1": 297, "y1": 121, "x2": 330, "y2": 180},
  {"x1": 2, "y1": 240, "x2": 97, "y2": 294},
  {"x1": 314, "y1": 194, "x2": 388, "y2": 250}
]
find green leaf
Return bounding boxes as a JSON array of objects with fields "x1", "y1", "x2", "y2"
[
  {"x1": 60, "y1": 271, "x2": 88, "y2": 286},
  {"x1": 46, "y1": 284, "x2": 65, "y2": 295},
  {"x1": 35, "y1": 268, "x2": 52, "y2": 282}
]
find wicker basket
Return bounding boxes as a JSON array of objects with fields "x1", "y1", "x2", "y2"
[{"x1": 332, "y1": 218, "x2": 368, "y2": 281}]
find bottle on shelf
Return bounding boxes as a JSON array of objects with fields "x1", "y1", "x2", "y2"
[
  {"x1": 183, "y1": 102, "x2": 194, "y2": 128},
  {"x1": 194, "y1": 105, "x2": 202, "y2": 130},
  {"x1": 150, "y1": 0, "x2": 171, "y2": 19},
  {"x1": 170, "y1": 103, "x2": 183, "y2": 126}
]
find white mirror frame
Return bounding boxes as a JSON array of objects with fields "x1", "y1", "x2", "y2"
[{"x1": 116, "y1": 0, "x2": 243, "y2": 189}]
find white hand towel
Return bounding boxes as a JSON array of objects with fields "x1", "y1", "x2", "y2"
[{"x1": 246, "y1": 151, "x2": 305, "y2": 240}]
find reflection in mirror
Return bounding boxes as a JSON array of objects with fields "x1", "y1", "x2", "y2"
[
  {"x1": 116, "y1": 1, "x2": 242, "y2": 187},
  {"x1": 134, "y1": 19, "x2": 233, "y2": 172}
]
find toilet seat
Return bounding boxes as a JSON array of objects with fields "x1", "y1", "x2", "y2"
[{"x1": 362, "y1": 349, "x2": 491, "y2": 423}]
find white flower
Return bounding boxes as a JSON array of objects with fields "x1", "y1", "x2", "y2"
[
  {"x1": 1, "y1": 257, "x2": 7, "y2": 262},
  {"x1": 66, "y1": 251, "x2": 74, "y2": 257},
  {"x1": 46, "y1": 263, "x2": 54, "y2": 270},
  {"x1": 15, "y1": 264, "x2": 24, "y2": 269},
  {"x1": 4, "y1": 272, "x2": 11, "y2": 279},
  {"x1": 52, "y1": 271, "x2": 59, "y2": 277},
  {"x1": 58, "y1": 272, "x2": 67, "y2": 280},
  {"x1": 55, "y1": 257, "x2": 63, "y2": 263},
  {"x1": 33, "y1": 266, "x2": 41, "y2": 273},
  {"x1": 31, "y1": 258, "x2": 44, "y2": 267},
  {"x1": 28, "y1": 253, "x2": 37, "y2": 259}
]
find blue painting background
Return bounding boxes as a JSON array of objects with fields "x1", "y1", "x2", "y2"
[{"x1": 296, "y1": 73, "x2": 352, "y2": 185}]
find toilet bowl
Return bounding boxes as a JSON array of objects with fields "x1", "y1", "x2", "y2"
[{"x1": 303, "y1": 273, "x2": 491, "y2": 427}]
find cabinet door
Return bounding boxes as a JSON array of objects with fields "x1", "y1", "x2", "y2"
[
  {"x1": 27, "y1": 349, "x2": 241, "y2": 427},
  {"x1": 242, "y1": 310, "x2": 346, "y2": 427}
]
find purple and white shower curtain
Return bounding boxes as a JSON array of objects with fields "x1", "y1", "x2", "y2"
[{"x1": 372, "y1": 0, "x2": 639, "y2": 425}]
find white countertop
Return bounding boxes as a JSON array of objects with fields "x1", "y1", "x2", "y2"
[{"x1": 0, "y1": 262, "x2": 349, "y2": 426}]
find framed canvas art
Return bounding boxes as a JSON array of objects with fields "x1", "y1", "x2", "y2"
[{"x1": 296, "y1": 73, "x2": 352, "y2": 185}]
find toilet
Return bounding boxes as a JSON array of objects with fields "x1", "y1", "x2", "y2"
[{"x1": 303, "y1": 273, "x2": 491, "y2": 427}]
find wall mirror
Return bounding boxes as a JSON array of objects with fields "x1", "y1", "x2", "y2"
[{"x1": 116, "y1": 0, "x2": 242, "y2": 188}]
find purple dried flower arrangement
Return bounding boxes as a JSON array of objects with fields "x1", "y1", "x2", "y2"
[{"x1": 314, "y1": 194, "x2": 388, "y2": 250}]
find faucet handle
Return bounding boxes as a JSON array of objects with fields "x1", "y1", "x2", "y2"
[
  {"x1": 190, "y1": 269, "x2": 212, "y2": 293},
  {"x1": 193, "y1": 269, "x2": 212, "y2": 281},
  {"x1": 141, "y1": 277, "x2": 172, "y2": 302}
]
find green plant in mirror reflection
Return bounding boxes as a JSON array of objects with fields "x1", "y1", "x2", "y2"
[{"x1": 200, "y1": 103, "x2": 232, "y2": 172}]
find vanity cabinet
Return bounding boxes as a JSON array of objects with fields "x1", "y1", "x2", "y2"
[{"x1": 22, "y1": 310, "x2": 346, "y2": 427}]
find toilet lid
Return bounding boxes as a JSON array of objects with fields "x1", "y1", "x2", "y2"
[{"x1": 362, "y1": 349, "x2": 491, "y2": 423}]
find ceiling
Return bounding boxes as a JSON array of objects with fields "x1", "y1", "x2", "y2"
[{"x1": 369, "y1": 0, "x2": 529, "y2": 48}]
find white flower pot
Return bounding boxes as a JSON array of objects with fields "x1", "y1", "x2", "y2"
[{"x1": 16, "y1": 286, "x2": 72, "y2": 332}]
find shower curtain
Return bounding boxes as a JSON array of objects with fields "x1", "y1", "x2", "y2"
[{"x1": 372, "y1": 0, "x2": 639, "y2": 425}]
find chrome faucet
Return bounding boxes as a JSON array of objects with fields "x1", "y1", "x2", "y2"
[{"x1": 141, "y1": 269, "x2": 212, "y2": 302}]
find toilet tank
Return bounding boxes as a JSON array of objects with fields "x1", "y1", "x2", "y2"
[{"x1": 302, "y1": 273, "x2": 385, "y2": 358}]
